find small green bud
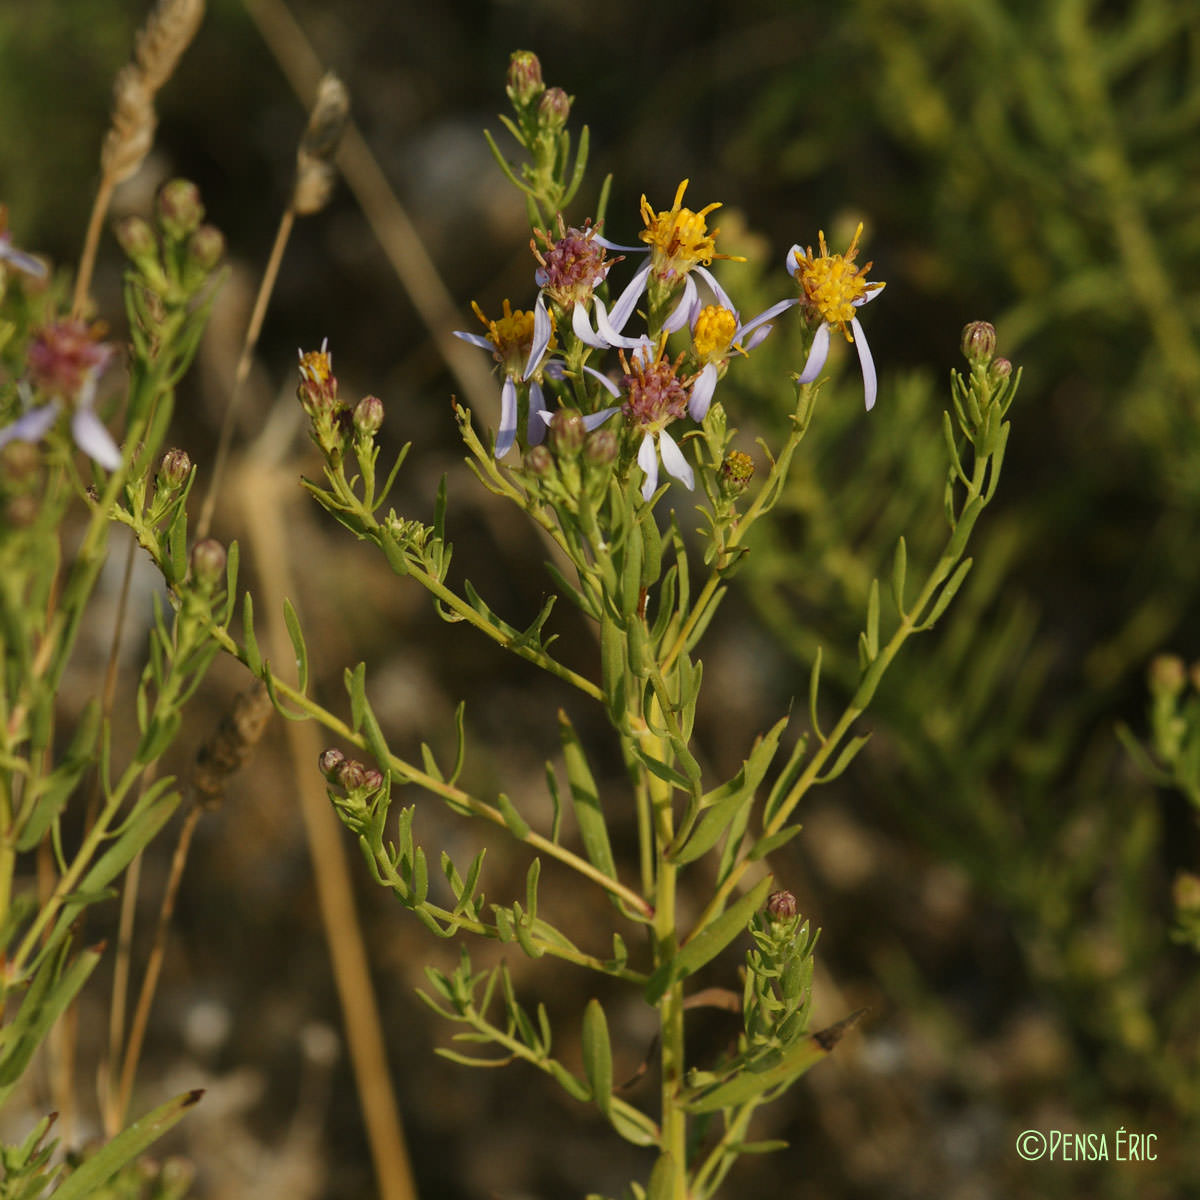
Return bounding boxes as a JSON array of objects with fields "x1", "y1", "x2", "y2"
[
  {"x1": 157, "y1": 179, "x2": 205, "y2": 241},
  {"x1": 114, "y1": 215, "x2": 158, "y2": 263},
  {"x1": 960, "y1": 320, "x2": 996, "y2": 366},
  {"x1": 1149, "y1": 653, "x2": 1187, "y2": 698},
  {"x1": 523, "y1": 444, "x2": 554, "y2": 475},
  {"x1": 189, "y1": 538, "x2": 227, "y2": 590},
  {"x1": 767, "y1": 890, "x2": 799, "y2": 922},
  {"x1": 319, "y1": 748, "x2": 346, "y2": 778},
  {"x1": 548, "y1": 408, "x2": 586, "y2": 457},
  {"x1": 537, "y1": 87, "x2": 571, "y2": 131},
  {"x1": 187, "y1": 224, "x2": 225, "y2": 273},
  {"x1": 353, "y1": 395, "x2": 384, "y2": 437},
  {"x1": 506, "y1": 51, "x2": 544, "y2": 108},
  {"x1": 157, "y1": 448, "x2": 192, "y2": 491},
  {"x1": 584, "y1": 428, "x2": 618, "y2": 466}
]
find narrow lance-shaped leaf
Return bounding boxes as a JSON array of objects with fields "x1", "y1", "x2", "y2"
[
  {"x1": 581, "y1": 998, "x2": 613, "y2": 1117},
  {"x1": 558, "y1": 710, "x2": 618, "y2": 882}
]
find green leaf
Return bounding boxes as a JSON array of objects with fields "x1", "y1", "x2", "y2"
[
  {"x1": 917, "y1": 558, "x2": 973, "y2": 630},
  {"x1": 51, "y1": 1089, "x2": 204, "y2": 1200},
  {"x1": 747, "y1": 825, "x2": 802, "y2": 861},
  {"x1": 241, "y1": 593, "x2": 262, "y2": 675},
  {"x1": 559, "y1": 710, "x2": 618, "y2": 882},
  {"x1": 808, "y1": 646, "x2": 825, "y2": 742},
  {"x1": 345, "y1": 662, "x2": 368, "y2": 733},
  {"x1": 582, "y1": 999, "x2": 613, "y2": 1117},
  {"x1": 282, "y1": 598, "x2": 309, "y2": 692},
  {"x1": 814, "y1": 733, "x2": 871, "y2": 785},
  {"x1": 646, "y1": 1153, "x2": 676, "y2": 1200},
  {"x1": 524, "y1": 858, "x2": 541, "y2": 922},
  {"x1": 644, "y1": 875, "x2": 773, "y2": 1004},
  {"x1": 865, "y1": 578, "x2": 880, "y2": 661},
  {"x1": 497, "y1": 792, "x2": 531, "y2": 839}
]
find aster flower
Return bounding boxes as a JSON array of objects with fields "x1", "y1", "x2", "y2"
[
  {"x1": 528, "y1": 217, "x2": 622, "y2": 357},
  {"x1": 0, "y1": 320, "x2": 121, "y2": 469},
  {"x1": 582, "y1": 180, "x2": 746, "y2": 347},
  {"x1": 621, "y1": 343, "x2": 695, "y2": 501},
  {"x1": 686, "y1": 296, "x2": 796, "y2": 422},
  {"x1": 454, "y1": 299, "x2": 556, "y2": 456},
  {"x1": 786, "y1": 222, "x2": 885, "y2": 410}
]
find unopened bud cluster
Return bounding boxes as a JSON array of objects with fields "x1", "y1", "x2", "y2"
[
  {"x1": 117, "y1": 178, "x2": 225, "y2": 305},
  {"x1": 296, "y1": 344, "x2": 386, "y2": 461}
]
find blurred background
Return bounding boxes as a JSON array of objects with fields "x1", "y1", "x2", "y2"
[{"x1": 3, "y1": 0, "x2": 1200, "y2": 1196}]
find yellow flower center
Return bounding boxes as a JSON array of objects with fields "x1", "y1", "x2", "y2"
[
  {"x1": 693, "y1": 305, "x2": 738, "y2": 362},
  {"x1": 639, "y1": 179, "x2": 736, "y2": 279},
  {"x1": 299, "y1": 348, "x2": 332, "y2": 384},
  {"x1": 792, "y1": 223, "x2": 883, "y2": 340},
  {"x1": 472, "y1": 298, "x2": 550, "y2": 375}
]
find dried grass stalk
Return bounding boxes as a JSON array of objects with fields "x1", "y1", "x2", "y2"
[{"x1": 293, "y1": 72, "x2": 350, "y2": 216}]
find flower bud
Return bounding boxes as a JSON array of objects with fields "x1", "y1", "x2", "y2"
[
  {"x1": 523, "y1": 444, "x2": 554, "y2": 475},
  {"x1": 189, "y1": 538, "x2": 227, "y2": 590},
  {"x1": 187, "y1": 224, "x2": 225, "y2": 273},
  {"x1": 988, "y1": 357, "x2": 1013, "y2": 384},
  {"x1": 362, "y1": 768, "x2": 384, "y2": 792},
  {"x1": 720, "y1": 450, "x2": 755, "y2": 496},
  {"x1": 156, "y1": 447, "x2": 192, "y2": 491},
  {"x1": 584, "y1": 428, "x2": 618, "y2": 466},
  {"x1": 1149, "y1": 653, "x2": 1187, "y2": 698},
  {"x1": 114, "y1": 215, "x2": 158, "y2": 263},
  {"x1": 1174, "y1": 871, "x2": 1200, "y2": 916},
  {"x1": 960, "y1": 320, "x2": 996, "y2": 366},
  {"x1": 767, "y1": 890, "x2": 799, "y2": 922},
  {"x1": 548, "y1": 408, "x2": 586, "y2": 457},
  {"x1": 353, "y1": 395, "x2": 384, "y2": 437},
  {"x1": 319, "y1": 748, "x2": 346, "y2": 778},
  {"x1": 506, "y1": 51, "x2": 544, "y2": 108},
  {"x1": 537, "y1": 87, "x2": 571, "y2": 131},
  {"x1": 157, "y1": 179, "x2": 205, "y2": 241},
  {"x1": 3, "y1": 494, "x2": 38, "y2": 528},
  {"x1": 336, "y1": 758, "x2": 367, "y2": 791}
]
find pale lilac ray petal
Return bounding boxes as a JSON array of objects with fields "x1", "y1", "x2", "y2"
[
  {"x1": 0, "y1": 243, "x2": 47, "y2": 277},
  {"x1": 583, "y1": 405, "x2": 621, "y2": 431},
  {"x1": 608, "y1": 260, "x2": 652, "y2": 332},
  {"x1": 850, "y1": 316, "x2": 878, "y2": 411},
  {"x1": 637, "y1": 432, "x2": 659, "y2": 502},
  {"x1": 694, "y1": 266, "x2": 735, "y2": 314},
  {"x1": 495, "y1": 377, "x2": 518, "y2": 457},
  {"x1": 797, "y1": 323, "x2": 831, "y2": 384},
  {"x1": 72, "y1": 409, "x2": 123, "y2": 470},
  {"x1": 527, "y1": 381, "x2": 546, "y2": 444},
  {"x1": 689, "y1": 363, "x2": 718, "y2": 423},
  {"x1": 525, "y1": 296, "x2": 554, "y2": 379},
  {"x1": 454, "y1": 330, "x2": 494, "y2": 351},
  {"x1": 593, "y1": 235, "x2": 646, "y2": 253},
  {"x1": 657, "y1": 429, "x2": 694, "y2": 491},
  {"x1": 663, "y1": 276, "x2": 697, "y2": 333},
  {"x1": 742, "y1": 325, "x2": 773, "y2": 352},
  {"x1": 785, "y1": 245, "x2": 803, "y2": 275},
  {"x1": 595, "y1": 298, "x2": 649, "y2": 350},
  {"x1": 0, "y1": 403, "x2": 58, "y2": 449},
  {"x1": 572, "y1": 302, "x2": 609, "y2": 349},
  {"x1": 854, "y1": 282, "x2": 886, "y2": 308},
  {"x1": 581, "y1": 364, "x2": 622, "y2": 398},
  {"x1": 738, "y1": 297, "x2": 798, "y2": 340}
]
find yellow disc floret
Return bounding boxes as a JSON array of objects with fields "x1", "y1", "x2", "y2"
[
  {"x1": 639, "y1": 180, "x2": 744, "y2": 281},
  {"x1": 471, "y1": 298, "x2": 553, "y2": 376},
  {"x1": 693, "y1": 304, "x2": 738, "y2": 363},
  {"x1": 791, "y1": 223, "x2": 884, "y2": 341}
]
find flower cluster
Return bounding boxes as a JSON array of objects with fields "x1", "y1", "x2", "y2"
[{"x1": 452, "y1": 183, "x2": 885, "y2": 505}]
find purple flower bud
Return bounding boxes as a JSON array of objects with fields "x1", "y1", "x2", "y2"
[
  {"x1": 584, "y1": 428, "x2": 618, "y2": 466},
  {"x1": 189, "y1": 538, "x2": 227, "y2": 589},
  {"x1": 361, "y1": 768, "x2": 384, "y2": 792},
  {"x1": 537, "y1": 87, "x2": 571, "y2": 131},
  {"x1": 548, "y1": 408, "x2": 586, "y2": 457},
  {"x1": 523, "y1": 444, "x2": 554, "y2": 475},
  {"x1": 336, "y1": 758, "x2": 367, "y2": 791},
  {"x1": 353, "y1": 395, "x2": 384, "y2": 437},
  {"x1": 988, "y1": 357, "x2": 1013, "y2": 384},
  {"x1": 157, "y1": 447, "x2": 192, "y2": 490},
  {"x1": 114, "y1": 215, "x2": 158, "y2": 262},
  {"x1": 960, "y1": 321, "x2": 997, "y2": 366},
  {"x1": 766, "y1": 890, "x2": 799, "y2": 922},
  {"x1": 157, "y1": 179, "x2": 205, "y2": 241},
  {"x1": 187, "y1": 224, "x2": 225, "y2": 273},
  {"x1": 319, "y1": 748, "x2": 346, "y2": 778},
  {"x1": 506, "y1": 51, "x2": 544, "y2": 108}
]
